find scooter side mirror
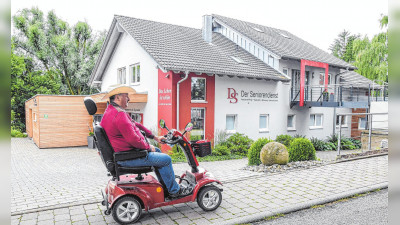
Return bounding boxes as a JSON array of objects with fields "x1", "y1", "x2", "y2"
[
  {"x1": 185, "y1": 122, "x2": 193, "y2": 132},
  {"x1": 159, "y1": 119, "x2": 166, "y2": 129}
]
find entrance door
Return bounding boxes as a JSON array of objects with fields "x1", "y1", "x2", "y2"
[{"x1": 291, "y1": 69, "x2": 309, "y2": 101}]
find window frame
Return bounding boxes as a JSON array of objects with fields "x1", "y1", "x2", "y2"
[
  {"x1": 259, "y1": 114, "x2": 269, "y2": 133},
  {"x1": 358, "y1": 117, "x2": 367, "y2": 130},
  {"x1": 309, "y1": 114, "x2": 323, "y2": 129},
  {"x1": 191, "y1": 77, "x2": 207, "y2": 103},
  {"x1": 129, "y1": 63, "x2": 140, "y2": 85},
  {"x1": 117, "y1": 67, "x2": 126, "y2": 84},
  {"x1": 336, "y1": 115, "x2": 348, "y2": 128},
  {"x1": 191, "y1": 108, "x2": 206, "y2": 140},
  {"x1": 287, "y1": 114, "x2": 296, "y2": 131},
  {"x1": 268, "y1": 55, "x2": 274, "y2": 67},
  {"x1": 226, "y1": 114, "x2": 237, "y2": 133},
  {"x1": 283, "y1": 67, "x2": 289, "y2": 76}
]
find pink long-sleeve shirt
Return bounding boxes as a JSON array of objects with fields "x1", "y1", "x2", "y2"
[{"x1": 100, "y1": 104, "x2": 153, "y2": 152}]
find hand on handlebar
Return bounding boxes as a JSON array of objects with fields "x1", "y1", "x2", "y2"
[{"x1": 154, "y1": 136, "x2": 167, "y2": 144}]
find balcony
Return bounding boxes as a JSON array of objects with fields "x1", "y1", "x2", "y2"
[{"x1": 290, "y1": 84, "x2": 388, "y2": 108}]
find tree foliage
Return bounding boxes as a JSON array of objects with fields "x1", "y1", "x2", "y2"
[
  {"x1": 329, "y1": 30, "x2": 360, "y2": 62},
  {"x1": 329, "y1": 14, "x2": 388, "y2": 84},
  {"x1": 12, "y1": 7, "x2": 105, "y2": 95},
  {"x1": 11, "y1": 43, "x2": 61, "y2": 131}
]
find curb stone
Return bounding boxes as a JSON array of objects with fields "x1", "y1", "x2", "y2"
[{"x1": 216, "y1": 182, "x2": 388, "y2": 225}]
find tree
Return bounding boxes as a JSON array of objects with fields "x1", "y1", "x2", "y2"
[
  {"x1": 352, "y1": 14, "x2": 388, "y2": 84},
  {"x1": 329, "y1": 30, "x2": 360, "y2": 62},
  {"x1": 12, "y1": 7, "x2": 105, "y2": 95},
  {"x1": 11, "y1": 42, "x2": 61, "y2": 131},
  {"x1": 329, "y1": 14, "x2": 388, "y2": 84}
]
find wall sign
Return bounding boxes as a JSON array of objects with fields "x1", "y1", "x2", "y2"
[
  {"x1": 227, "y1": 88, "x2": 278, "y2": 104},
  {"x1": 158, "y1": 88, "x2": 172, "y2": 106}
]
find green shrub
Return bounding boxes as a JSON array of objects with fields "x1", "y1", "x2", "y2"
[
  {"x1": 288, "y1": 138, "x2": 316, "y2": 162},
  {"x1": 212, "y1": 144, "x2": 230, "y2": 156},
  {"x1": 293, "y1": 134, "x2": 306, "y2": 139},
  {"x1": 11, "y1": 128, "x2": 27, "y2": 138},
  {"x1": 214, "y1": 129, "x2": 229, "y2": 146},
  {"x1": 226, "y1": 133, "x2": 253, "y2": 156},
  {"x1": 326, "y1": 134, "x2": 339, "y2": 144},
  {"x1": 275, "y1": 135, "x2": 293, "y2": 148},
  {"x1": 310, "y1": 137, "x2": 336, "y2": 151},
  {"x1": 347, "y1": 138, "x2": 362, "y2": 149},
  {"x1": 341, "y1": 138, "x2": 356, "y2": 150},
  {"x1": 248, "y1": 138, "x2": 273, "y2": 165},
  {"x1": 190, "y1": 135, "x2": 202, "y2": 141}
]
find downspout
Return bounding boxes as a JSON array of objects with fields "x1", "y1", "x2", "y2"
[{"x1": 177, "y1": 71, "x2": 189, "y2": 130}]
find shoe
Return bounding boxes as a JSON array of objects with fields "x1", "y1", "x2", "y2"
[{"x1": 168, "y1": 184, "x2": 194, "y2": 199}]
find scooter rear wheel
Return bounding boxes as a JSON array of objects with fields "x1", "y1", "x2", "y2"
[
  {"x1": 112, "y1": 196, "x2": 142, "y2": 224},
  {"x1": 197, "y1": 185, "x2": 222, "y2": 211}
]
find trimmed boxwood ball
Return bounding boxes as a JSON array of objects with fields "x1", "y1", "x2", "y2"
[
  {"x1": 288, "y1": 138, "x2": 316, "y2": 162},
  {"x1": 260, "y1": 142, "x2": 289, "y2": 166},
  {"x1": 247, "y1": 138, "x2": 273, "y2": 165}
]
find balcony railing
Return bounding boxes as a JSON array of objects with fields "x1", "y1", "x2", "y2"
[{"x1": 290, "y1": 84, "x2": 388, "y2": 108}]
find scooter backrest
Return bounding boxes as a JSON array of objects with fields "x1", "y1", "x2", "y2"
[
  {"x1": 94, "y1": 125, "x2": 116, "y2": 175},
  {"x1": 84, "y1": 97, "x2": 97, "y2": 115}
]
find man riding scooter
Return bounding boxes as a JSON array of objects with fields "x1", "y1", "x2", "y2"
[{"x1": 100, "y1": 85, "x2": 192, "y2": 198}]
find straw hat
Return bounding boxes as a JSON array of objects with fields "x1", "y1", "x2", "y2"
[{"x1": 101, "y1": 84, "x2": 136, "y2": 101}]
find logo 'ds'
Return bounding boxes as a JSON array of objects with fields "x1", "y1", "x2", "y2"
[{"x1": 227, "y1": 88, "x2": 238, "y2": 103}]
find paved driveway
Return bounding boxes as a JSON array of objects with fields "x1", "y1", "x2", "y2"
[{"x1": 11, "y1": 138, "x2": 256, "y2": 214}]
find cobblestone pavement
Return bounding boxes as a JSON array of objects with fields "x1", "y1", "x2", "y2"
[{"x1": 12, "y1": 138, "x2": 388, "y2": 225}]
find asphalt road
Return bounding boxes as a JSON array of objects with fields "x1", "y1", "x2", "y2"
[{"x1": 252, "y1": 188, "x2": 388, "y2": 225}]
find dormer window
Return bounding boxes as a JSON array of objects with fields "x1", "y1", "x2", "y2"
[
  {"x1": 278, "y1": 32, "x2": 291, "y2": 39},
  {"x1": 251, "y1": 26, "x2": 264, "y2": 33},
  {"x1": 231, "y1": 56, "x2": 247, "y2": 64}
]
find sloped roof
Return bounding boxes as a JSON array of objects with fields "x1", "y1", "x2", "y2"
[
  {"x1": 212, "y1": 14, "x2": 356, "y2": 70},
  {"x1": 111, "y1": 15, "x2": 288, "y2": 81},
  {"x1": 339, "y1": 70, "x2": 378, "y2": 86}
]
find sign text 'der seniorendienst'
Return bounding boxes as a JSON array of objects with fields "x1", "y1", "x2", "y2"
[{"x1": 227, "y1": 88, "x2": 278, "y2": 104}]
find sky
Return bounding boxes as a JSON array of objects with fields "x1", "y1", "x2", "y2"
[{"x1": 11, "y1": 0, "x2": 387, "y2": 52}]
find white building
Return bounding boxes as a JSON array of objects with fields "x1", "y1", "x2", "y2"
[{"x1": 89, "y1": 14, "x2": 383, "y2": 144}]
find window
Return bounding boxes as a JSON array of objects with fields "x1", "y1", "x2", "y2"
[
  {"x1": 117, "y1": 67, "x2": 126, "y2": 84},
  {"x1": 359, "y1": 117, "x2": 367, "y2": 129},
  {"x1": 236, "y1": 35, "x2": 239, "y2": 44},
  {"x1": 268, "y1": 56, "x2": 274, "y2": 67},
  {"x1": 259, "y1": 114, "x2": 269, "y2": 132},
  {"x1": 283, "y1": 68, "x2": 288, "y2": 75},
  {"x1": 130, "y1": 113, "x2": 142, "y2": 123},
  {"x1": 257, "y1": 48, "x2": 260, "y2": 58},
  {"x1": 191, "y1": 77, "x2": 206, "y2": 101},
  {"x1": 253, "y1": 46, "x2": 256, "y2": 55},
  {"x1": 263, "y1": 51, "x2": 265, "y2": 61},
  {"x1": 240, "y1": 38, "x2": 243, "y2": 47},
  {"x1": 226, "y1": 115, "x2": 237, "y2": 132},
  {"x1": 191, "y1": 108, "x2": 205, "y2": 139},
  {"x1": 245, "y1": 40, "x2": 247, "y2": 50},
  {"x1": 33, "y1": 113, "x2": 37, "y2": 122},
  {"x1": 309, "y1": 114, "x2": 323, "y2": 129},
  {"x1": 287, "y1": 115, "x2": 296, "y2": 130},
  {"x1": 336, "y1": 115, "x2": 347, "y2": 127},
  {"x1": 319, "y1": 73, "x2": 331, "y2": 85},
  {"x1": 129, "y1": 64, "x2": 140, "y2": 84}
]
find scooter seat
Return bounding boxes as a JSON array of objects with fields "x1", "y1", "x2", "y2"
[{"x1": 118, "y1": 166, "x2": 153, "y2": 174}]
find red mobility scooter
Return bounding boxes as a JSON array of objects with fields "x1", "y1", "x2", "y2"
[{"x1": 84, "y1": 97, "x2": 223, "y2": 224}]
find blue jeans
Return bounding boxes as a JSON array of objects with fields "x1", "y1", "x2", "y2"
[{"x1": 117, "y1": 148, "x2": 180, "y2": 194}]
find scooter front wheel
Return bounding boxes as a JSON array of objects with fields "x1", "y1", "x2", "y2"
[
  {"x1": 112, "y1": 196, "x2": 142, "y2": 224},
  {"x1": 197, "y1": 185, "x2": 222, "y2": 211}
]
